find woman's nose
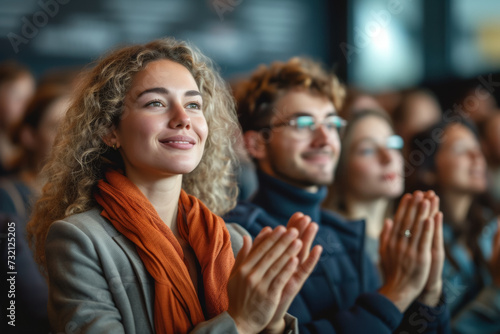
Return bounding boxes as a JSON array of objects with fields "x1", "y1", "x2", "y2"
[{"x1": 168, "y1": 103, "x2": 191, "y2": 129}]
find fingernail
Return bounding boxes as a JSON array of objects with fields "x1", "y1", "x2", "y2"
[
  {"x1": 288, "y1": 228, "x2": 299, "y2": 237},
  {"x1": 275, "y1": 226, "x2": 286, "y2": 235}
]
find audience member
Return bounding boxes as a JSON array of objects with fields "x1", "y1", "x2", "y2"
[
  {"x1": 225, "y1": 57, "x2": 450, "y2": 333},
  {"x1": 459, "y1": 86, "x2": 497, "y2": 126},
  {"x1": 0, "y1": 84, "x2": 70, "y2": 215},
  {"x1": 0, "y1": 83, "x2": 70, "y2": 334},
  {"x1": 323, "y1": 109, "x2": 404, "y2": 264},
  {"x1": 0, "y1": 61, "x2": 35, "y2": 176},
  {"x1": 339, "y1": 87, "x2": 384, "y2": 120},
  {"x1": 408, "y1": 118, "x2": 500, "y2": 333},
  {"x1": 479, "y1": 112, "x2": 500, "y2": 203},
  {"x1": 26, "y1": 38, "x2": 321, "y2": 334},
  {"x1": 393, "y1": 88, "x2": 442, "y2": 151}
]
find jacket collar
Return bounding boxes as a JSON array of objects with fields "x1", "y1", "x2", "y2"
[{"x1": 250, "y1": 170, "x2": 327, "y2": 224}]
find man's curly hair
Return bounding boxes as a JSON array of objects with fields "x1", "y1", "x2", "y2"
[{"x1": 234, "y1": 57, "x2": 345, "y2": 133}]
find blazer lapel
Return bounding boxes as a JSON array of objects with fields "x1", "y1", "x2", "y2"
[
  {"x1": 98, "y1": 211, "x2": 156, "y2": 331},
  {"x1": 113, "y1": 234, "x2": 155, "y2": 329}
]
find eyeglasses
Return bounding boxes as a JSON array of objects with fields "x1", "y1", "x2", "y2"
[
  {"x1": 386, "y1": 135, "x2": 404, "y2": 150},
  {"x1": 270, "y1": 115, "x2": 347, "y2": 138},
  {"x1": 354, "y1": 135, "x2": 404, "y2": 156}
]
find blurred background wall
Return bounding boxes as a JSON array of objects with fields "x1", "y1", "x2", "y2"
[{"x1": 1, "y1": 0, "x2": 500, "y2": 102}]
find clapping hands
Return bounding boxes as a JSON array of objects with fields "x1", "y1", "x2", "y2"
[
  {"x1": 227, "y1": 213, "x2": 322, "y2": 334},
  {"x1": 379, "y1": 191, "x2": 444, "y2": 312}
]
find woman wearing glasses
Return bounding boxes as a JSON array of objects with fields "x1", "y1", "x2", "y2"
[
  {"x1": 26, "y1": 38, "x2": 322, "y2": 334},
  {"x1": 323, "y1": 109, "x2": 406, "y2": 265}
]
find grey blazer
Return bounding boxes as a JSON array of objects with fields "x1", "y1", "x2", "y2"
[{"x1": 45, "y1": 208, "x2": 297, "y2": 334}]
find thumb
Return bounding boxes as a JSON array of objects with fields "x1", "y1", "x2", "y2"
[{"x1": 232, "y1": 235, "x2": 252, "y2": 274}]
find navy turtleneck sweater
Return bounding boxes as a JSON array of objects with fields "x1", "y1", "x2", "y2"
[
  {"x1": 224, "y1": 170, "x2": 450, "y2": 334},
  {"x1": 250, "y1": 170, "x2": 326, "y2": 224}
]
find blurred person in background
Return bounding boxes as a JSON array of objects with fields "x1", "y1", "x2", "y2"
[
  {"x1": 480, "y1": 112, "x2": 500, "y2": 203},
  {"x1": 392, "y1": 88, "x2": 442, "y2": 152},
  {"x1": 458, "y1": 86, "x2": 497, "y2": 126},
  {"x1": 407, "y1": 118, "x2": 500, "y2": 333},
  {"x1": 225, "y1": 57, "x2": 450, "y2": 334},
  {"x1": 0, "y1": 84, "x2": 70, "y2": 214},
  {"x1": 337, "y1": 87, "x2": 383, "y2": 120},
  {"x1": 323, "y1": 109, "x2": 405, "y2": 265},
  {"x1": 375, "y1": 90, "x2": 402, "y2": 117},
  {"x1": 0, "y1": 60, "x2": 35, "y2": 176},
  {"x1": 0, "y1": 83, "x2": 70, "y2": 334}
]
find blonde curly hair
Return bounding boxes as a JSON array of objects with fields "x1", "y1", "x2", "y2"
[
  {"x1": 234, "y1": 57, "x2": 345, "y2": 133},
  {"x1": 27, "y1": 37, "x2": 240, "y2": 269}
]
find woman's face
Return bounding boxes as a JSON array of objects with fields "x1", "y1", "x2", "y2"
[
  {"x1": 112, "y1": 59, "x2": 208, "y2": 180},
  {"x1": 401, "y1": 93, "x2": 441, "y2": 141},
  {"x1": 345, "y1": 115, "x2": 404, "y2": 200},
  {"x1": 434, "y1": 124, "x2": 486, "y2": 194}
]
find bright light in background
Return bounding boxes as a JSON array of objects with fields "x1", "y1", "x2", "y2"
[
  {"x1": 371, "y1": 26, "x2": 391, "y2": 52},
  {"x1": 349, "y1": 0, "x2": 424, "y2": 92}
]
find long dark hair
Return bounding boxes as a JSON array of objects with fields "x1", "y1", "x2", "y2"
[{"x1": 406, "y1": 116, "x2": 496, "y2": 271}]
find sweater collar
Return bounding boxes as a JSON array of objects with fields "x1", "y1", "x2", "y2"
[{"x1": 250, "y1": 169, "x2": 327, "y2": 224}]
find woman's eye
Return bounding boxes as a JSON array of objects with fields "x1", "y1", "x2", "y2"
[
  {"x1": 146, "y1": 100, "x2": 164, "y2": 108},
  {"x1": 186, "y1": 102, "x2": 201, "y2": 110}
]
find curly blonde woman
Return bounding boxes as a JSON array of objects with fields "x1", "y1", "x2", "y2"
[{"x1": 27, "y1": 38, "x2": 322, "y2": 334}]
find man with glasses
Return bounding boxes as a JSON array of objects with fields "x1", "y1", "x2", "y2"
[{"x1": 224, "y1": 58, "x2": 450, "y2": 333}]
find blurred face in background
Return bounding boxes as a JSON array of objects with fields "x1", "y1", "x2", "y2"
[
  {"x1": 434, "y1": 123, "x2": 487, "y2": 194},
  {"x1": 341, "y1": 93, "x2": 384, "y2": 120},
  {"x1": 33, "y1": 95, "x2": 70, "y2": 165},
  {"x1": 462, "y1": 88, "x2": 497, "y2": 125},
  {"x1": 0, "y1": 73, "x2": 35, "y2": 129},
  {"x1": 400, "y1": 92, "x2": 441, "y2": 144},
  {"x1": 344, "y1": 115, "x2": 404, "y2": 201},
  {"x1": 481, "y1": 113, "x2": 500, "y2": 165}
]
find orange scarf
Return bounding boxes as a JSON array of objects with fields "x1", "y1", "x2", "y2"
[{"x1": 95, "y1": 169, "x2": 234, "y2": 333}]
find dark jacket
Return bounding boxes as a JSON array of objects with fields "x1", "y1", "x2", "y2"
[
  {"x1": 0, "y1": 178, "x2": 49, "y2": 334},
  {"x1": 224, "y1": 170, "x2": 450, "y2": 333}
]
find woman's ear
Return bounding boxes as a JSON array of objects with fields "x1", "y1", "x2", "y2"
[
  {"x1": 102, "y1": 126, "x2": 120, "y2": 149},
  {"x1": 243, "y1": 130, "x2": 266, "y2": 160}
]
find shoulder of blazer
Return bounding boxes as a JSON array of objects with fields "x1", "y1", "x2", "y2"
[
  {"x1": 225, "y1": 222, "x2": 251, "y2": 256},
  {"x1": 60, "y1": 208, "x2": 252, "y2": 258},
  {"x1": 59, "y1": 207, "x2": 121, "y2": 239},
  {"x1": 55, "y1": 208, "x2": 146, "y2": 281}
]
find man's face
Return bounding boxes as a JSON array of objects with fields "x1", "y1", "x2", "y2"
[{"x1": 251, "y1": 88, "x2": 341, "y2": 192}]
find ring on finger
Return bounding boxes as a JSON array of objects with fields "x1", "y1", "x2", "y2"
[{"x1": 402, "y1": 229, "x2": 412, "y2": 238}]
